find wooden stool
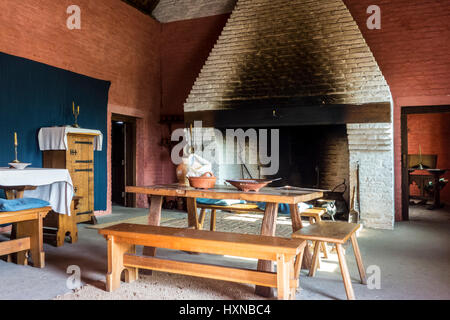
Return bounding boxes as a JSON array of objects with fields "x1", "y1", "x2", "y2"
[
  {"x1": 292, "y1": 221, "x2": 366, "y2": 300},
  {"x1": 301, "y1": 208, "x2": 329, "y2": 259}
]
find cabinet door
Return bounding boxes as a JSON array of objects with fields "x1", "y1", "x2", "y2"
[
  {"x1": 67, "y1": 135, "x2": 94, "y2": 168},
  {"x1": 66, "y1": 134, "x2": 95, "y2": 222}
]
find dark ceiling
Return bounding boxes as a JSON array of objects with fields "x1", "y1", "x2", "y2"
[{"x1": 121, "y1": 0, "x2": 160, "y2": 16}]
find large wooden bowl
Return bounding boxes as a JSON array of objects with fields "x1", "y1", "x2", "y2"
[
  {"x1": 226, "y1": 179, "x2": 274, "y2": 192},
  {"x1": 188, "y1": 172, "x2": 217, "y2": 189}
]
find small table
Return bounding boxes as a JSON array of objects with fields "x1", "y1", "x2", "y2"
[
  {"x1": 0, "y1": 168, "x2": 74, "y2": 214},
  {"x1": 126, "y1": 184, "x2": 323, "y2": 298},
  {"x1": 0, "y1": 168, "x2": 76, "y2": 247},
  {"x1": 409, "y1": 169, "x2": 448, "y2": 210}
]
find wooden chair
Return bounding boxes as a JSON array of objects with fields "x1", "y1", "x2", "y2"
[
  {"x1": 0, "y1": 206, "x2": 52, "y2": 268},
  {"x1": 292, "y1": 221, "x2": 366, "y2": 300},
  {"x1": 99, "y1": 223, "x2": 306, "y2": 300}
]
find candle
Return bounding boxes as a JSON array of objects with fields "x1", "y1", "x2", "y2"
[{"x1": 14, "y1": 132, "x2": 18, "y2": 146}]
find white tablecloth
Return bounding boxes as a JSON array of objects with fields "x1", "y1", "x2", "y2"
[
  {"x1": 38, "y1": 127, "x2": 103, "y2": 151},
  {"x1": 0, "y1": 168, "x2": 74, "y2": 215}
]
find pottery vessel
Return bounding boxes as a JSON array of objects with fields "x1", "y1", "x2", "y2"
[
  {"x1": 188, "y1": 172, "x2": 216, "y2": 189},
  {"x1": 176, "y1": 159, "x2": 189, "y2": 186}
]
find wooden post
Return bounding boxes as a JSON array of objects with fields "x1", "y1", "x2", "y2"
[
  {"x1": 289, "y1": 204, "x2": 312, "y2": 270},
  {"x1": 186, "y1": 197, "x2": 199, "y2": 229},
  {"x1": 142, "y1": 195, "x2": 163, "y2": 257},
  {"x1": 255, "y1": 202, "x2": 278, "y2": 298},
  {"x1": 198, "y1": 208, "x2": 207, "y2": 229},
  {"x1": 210, "y1": 209, "x2": 216, "y2": 231}
]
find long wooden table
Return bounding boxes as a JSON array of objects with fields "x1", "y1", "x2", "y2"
[{"x1": 126, "y1": 184, "x2": 323, "y2": 298}]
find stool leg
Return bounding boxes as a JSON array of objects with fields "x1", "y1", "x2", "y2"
[
  {"x1": 336, "y1": 243, "x2": 355, "y2": 300},
  {"x1": 294, "y1": 245, "x2": 305, "y2": 283},
  {"x1": 289, "y1": 260, "x2": 296, "y2": 299},
  {"x1": 308, "y1": 241, "x2": 321, "y2": 277},
  {"x1": 320, "y1": 242, "x2": 329, "y2": 259},
  {"x1": 210, "y1": 209, "x2": 216, "y2": 231},
  {"x1": 198, "y1": 209, "x2": 206, "y2": 229},
  {"x1": 351, "y1": 233, "x2": 367, "y2": 284},
  {"x1": 314, "y1": 214, "x2": 329, "y2": 259},
  {"x1": 292, "y1": 242, "x2": 306, "y2": 294}
]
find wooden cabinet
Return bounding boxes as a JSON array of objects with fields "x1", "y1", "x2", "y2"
[{"x1": 43, "y1": 132, "x2": 98, "y2": 224}]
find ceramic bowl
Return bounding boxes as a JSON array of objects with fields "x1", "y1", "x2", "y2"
[
  {"x1": 188, "y1": 172, "x2": 217, "y2": 189},
  {"x1": 8, "y1": 162, "x2": 31, "y2": 170},
  {"x1": 226, "y1": 179, "x2": 274, "y2": 192}
]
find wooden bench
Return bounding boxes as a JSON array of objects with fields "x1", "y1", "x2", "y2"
[
  {"x1": 0, "y1": 206, "x2": 52, "y2": 268},
  {"x1": 196, "y1": 202, "x2": 327, "y2": 230},
  {"x1": 196, "y1": 202, "x2": 329, "y2": 259},
  {"x1": 292, "y1": 221, "x2": 366, "y2": 300},
  {"x1": 99, "y1": 223, "x2": 307, "y2": 300}
]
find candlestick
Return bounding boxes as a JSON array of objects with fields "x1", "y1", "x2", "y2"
[
  {"x1": 72, "y1": 101, "x2": 80, "y2": 128},
  {"x1": 12, "y1": 132, "x2": 19, "y2": 163}
]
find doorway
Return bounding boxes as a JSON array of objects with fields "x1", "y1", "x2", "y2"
[
  {"x1": 401, "y1": 105, "x2": 450, "y2": 220},
  {"x1": 111, "y1": 114, "x2": 137, "y2": 207}
]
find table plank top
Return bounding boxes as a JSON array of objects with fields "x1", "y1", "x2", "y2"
[{"x1": 126, "y1": 184, "x2": 323, "y2": 204}]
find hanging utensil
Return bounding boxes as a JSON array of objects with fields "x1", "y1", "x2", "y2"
[{"x1": 356, "y1": 161, "x2": 361, "y2": 223}]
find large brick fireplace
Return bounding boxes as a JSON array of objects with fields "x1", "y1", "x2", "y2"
[{"x1": 183, "y1": 0, "x2": 395, "y2": 229}]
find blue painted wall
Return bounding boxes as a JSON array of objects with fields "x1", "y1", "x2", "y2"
[{"x1": 0, "y1": 52, "x2": 110, "y2": 210}]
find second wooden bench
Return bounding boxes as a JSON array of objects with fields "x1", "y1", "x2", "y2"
[{"x1": 99, "y1": 223, "x2": 307, "y2": 300}]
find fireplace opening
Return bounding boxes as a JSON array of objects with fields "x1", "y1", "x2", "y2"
[
  {"x1": 266, "y1": 125, "x2": 349, "y2": 199},
  {"x1": 214, "y1": 124, "x2": 350, "y2": 218}
]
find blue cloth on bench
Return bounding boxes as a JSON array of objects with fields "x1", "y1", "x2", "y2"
[
  {"x1": 0, "y1": 198, "x2": 50, "y2": 212},
  {"x1": 196, "y1": 198, "x2": 246, "y2": 206},
  {"x1": 0, "y1": 198, "x2": 50, "y2": 228},
  {"x1": 257, "y1": 202, "x2": 313, "y2": 215}
]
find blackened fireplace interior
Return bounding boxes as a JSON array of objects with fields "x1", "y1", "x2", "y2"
[
  {"x1": 265, "y1": 125, "x2": 350, "y2": 204},
  {"x1": 220, "y1": 124, "x2": 351, "y2": 211}
]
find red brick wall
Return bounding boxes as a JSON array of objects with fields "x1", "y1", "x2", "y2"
[
  {"x1": 0, "y1": 1, "x2": 230, "y2": 211},
  {"x1": 408, "y1": 113, "x2": 450, "y2": 203},
  {"x1": 343, "y1": 0, "x2": 450, "y2": 220},
  {"x1": 0, "y1": 0, "x2": 162, "y2": 210},
  {"x1": 160, "y1": 14, "x2": 230, "y2": 182}
]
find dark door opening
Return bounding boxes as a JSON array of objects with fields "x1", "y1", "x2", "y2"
[
  {"x1": 401, "y1": 105, "x2": 450, "y2": 221},
  {"x1": 111, "y1": 114, "x2": 137, "y2": 207}
]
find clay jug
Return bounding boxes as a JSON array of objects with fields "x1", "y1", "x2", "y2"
[{"x1": 176, "y1": 158, "x2": 189, "y2": 186}]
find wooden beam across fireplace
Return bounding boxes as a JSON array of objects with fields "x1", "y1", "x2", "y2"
[{"x1": 184, "y1": 102, "x2": 391, "y2": 128}]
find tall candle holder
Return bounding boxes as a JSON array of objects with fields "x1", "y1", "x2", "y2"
[
  {"x1": 12, "y1": 145, "x2": 20, "y2": 163},
  {"x1": 72, "y1": 102, "x2": 80, "y2": 128},
  {"x1": 12, "y1": 132, "x2": 20, "y2": 163}
]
